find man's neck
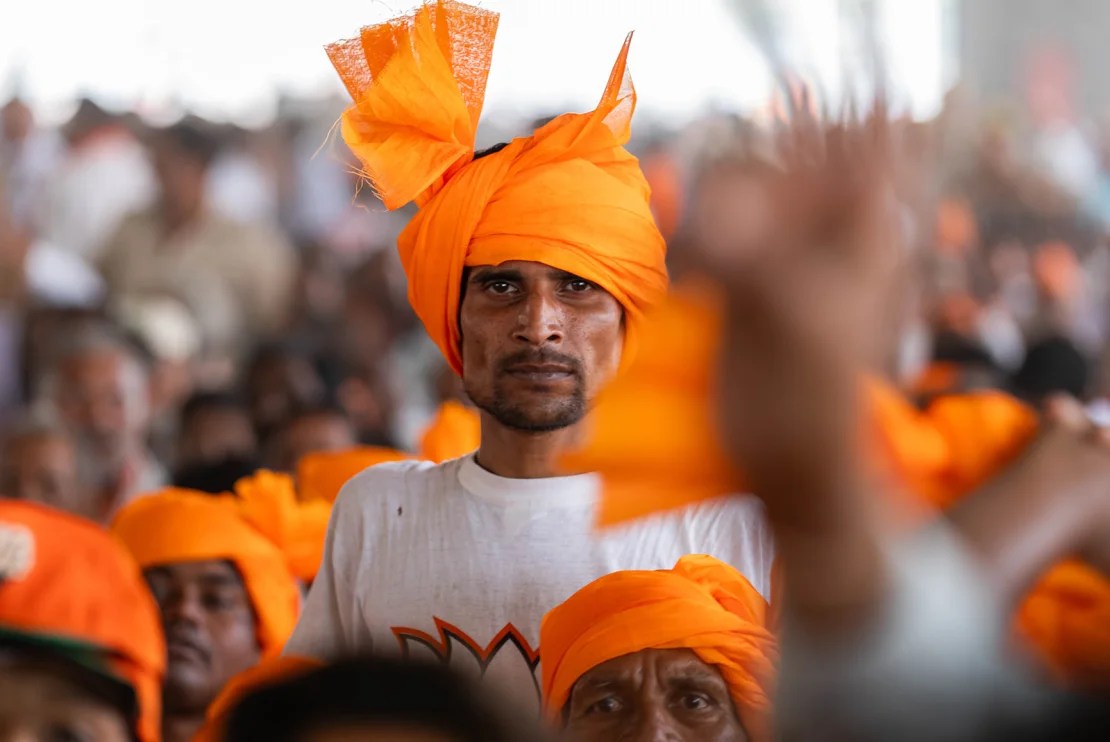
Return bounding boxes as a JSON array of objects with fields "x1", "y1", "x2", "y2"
[
  {"x1": 162, "y1": 711, "x2": 205, "y2": 742},
  {"x1": 474, "y1": 413, "x2": 586, "y2": 479}
]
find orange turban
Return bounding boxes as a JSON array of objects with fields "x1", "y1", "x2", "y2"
[
  {"x1": 111, "y1": 489, "x2": 301, "y2": 656},
  {"x1": 297, "y1": 446, "x2": 410, "y2": 503},
  {"x1": 419, "y1": 400, "x2": 481, "y2": 462},
  {"x1": 327, "y1": 0, "x2": 668, "y2": 373},
  {"x1": 541, "y1": 555, "x2": 777, "y2": 742},
  {"x1": 233, "y1": 470, "x2": 332, "y2": 584},
  {"x1": 0, "y1": 501, "x2": 165, "y2": 742}
]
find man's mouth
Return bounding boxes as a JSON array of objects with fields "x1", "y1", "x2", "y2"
[
  {"x1": 504, "y1": 363, "x2": 576, "y2": 382},
  {"x1": 166, "y1": 635, "x2": 209, "y2": 665}
]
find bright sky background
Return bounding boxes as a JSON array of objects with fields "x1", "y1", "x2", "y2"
[{"x1": 0, "y1": 0, "x2": 952, "y2": 127}]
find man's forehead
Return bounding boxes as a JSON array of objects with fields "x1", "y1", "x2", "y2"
[
  {"x1": 145, "y1": 559, "x2": 243, "y2": 585},
  {"x1": 469, "y1": 260, "x2": 585, "y2": 280},
  {"x1": 577, "y1": 648, "x2": 721, "y2": 686}
]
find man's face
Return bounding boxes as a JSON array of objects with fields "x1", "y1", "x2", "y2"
[
  {"x1": 53, "y1": 350, "x2": 145, "y2": 464},
  {"x1": 151, "y1": 143, "x2": 207, "y2": 223},
  {"x1": 273, "y1": 413, "x2": 357, "y2": 473},
  {"x1": 144, "y1": 560, "x2": 261, "y2": 714},
  {"x1": 179, "y1": 407, "x2": 257, "y2": 468},
  {"x1": 459, "y1": 261, "x2": 623, "y2": 432},
  {"x1": 0, "y1": 433, "x2": 87, "y2": 518},
  {"x1": 563, "y1": 648, "x2": 746, "y2": 742},
  {"x1": 0, "y1": 658, "x2": 131, "y2": 742}
]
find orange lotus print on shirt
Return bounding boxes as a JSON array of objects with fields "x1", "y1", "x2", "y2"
[{"x1": 393, "y1": 619, "x2": 543, "y2": 711}]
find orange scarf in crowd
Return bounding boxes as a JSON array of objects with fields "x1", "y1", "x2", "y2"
[
  {"x1": 0, "y1": 501, "x2": 165, "y2": 742},
  {"x1": 112, "y1": 489, "x2": 301, "y2": 656},
  {"x1": 327, "y1": 0, "x2": 668, "y2": 374},
  {"x1": 541, "y1": 555, "x2": 777, "y2": 742}
]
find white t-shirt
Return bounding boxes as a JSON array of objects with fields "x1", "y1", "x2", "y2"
[{"x1": 285, "y1": 454, "x2": 774, "y2": 715}]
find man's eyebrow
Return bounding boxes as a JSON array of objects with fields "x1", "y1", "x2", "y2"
[
  {"x1": 550, "y1": 269, "x2": 589, "y2": 282},
  {"x1": 469, "y1": 267, "x2": 524, "y2": 283}
]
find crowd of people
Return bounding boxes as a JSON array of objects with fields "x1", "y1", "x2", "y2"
[{"x1": 1, "y1": 0, "x2": 1109, "y2": 740}]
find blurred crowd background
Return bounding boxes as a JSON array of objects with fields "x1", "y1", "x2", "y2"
[{"x1": 2, "y1": 0, "x2": 1110, "y2": 525}]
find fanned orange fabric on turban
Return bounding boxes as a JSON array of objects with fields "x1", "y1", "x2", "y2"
[
  {"x1": 327, "y1": 0, "x2": 668, "y2": 373},
  {"x1": 541, "y1": 555, "x2": 777, "y2": 742},
  {"x1": 111, "y1": 490, "x2": 301, "y2": 656},
  {"x1": 0, "y1": 501, "x2": 165, "y2": 742},
  {"x1": 297, "y1": 446, "x2": 410, "y2": 503},
  {"x1": 233, "y1": 470, "x2": 332, "y2": 583},
  {"x1": 419, "y1": 400, "x2": 481, "y2": 462}
]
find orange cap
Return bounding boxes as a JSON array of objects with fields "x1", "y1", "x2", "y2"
[
  {"x1": 0, "y1": 500, "x2": 165, "y2": 742},
  {"x1": 194, "y1": 655, "x2": 321, "y2": 742},
  {"x1": 111, "y1": 489, "x2": 301, "y2": 656}
]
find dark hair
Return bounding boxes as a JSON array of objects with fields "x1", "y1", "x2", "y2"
[
  {"x1": 180, "y1": 391, "x2": 249, "y2": 428},
  {"x1": 223, "y1": 656, "x2": 549, "y2": 742},
  {"x1": 156, "y1": 119, "x2": 221, "y2": 167},
  {"x1": 474, "y1": 141, "x2": 510, "y2": 159},
  {"x1": 172, "y1": 457, "x2": 261, "y2": 495},
  {"x1": 1011, "y1": 336, "x2": 1090, "y2": 403}
]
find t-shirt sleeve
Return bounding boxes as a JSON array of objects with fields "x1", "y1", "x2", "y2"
[{"x1": 283, "y1": 482, "x2": 374, "y2": 658}]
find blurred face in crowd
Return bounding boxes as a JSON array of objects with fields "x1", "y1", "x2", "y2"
[
  {"x1": 563, "y1": 648, "x2": 746, "y2": 742},
  {"x1": 0, "y1": 655, "x2": 131, "y2": 742},
  {"x1": 145, "y1": 560, "x2": 260, "y2": 715},
  {"x1": 178, "y1": 406, "x2": 257, "y2": 469},
  {"x1": 270, "y1": 411, "x2": 356, "y2": 473},
  {"x1": 51, "y1": 349, "x2": 148, "y2": 467},
  {"x1": 248, "y1": 355, "x2": 326, "y2": 436},
  {"x1": 151, "y1": 139, "x2": 208, "y2": 227},
  {"x1": 459, "y1": 261, "x2": 623, "y2": 432},
  {"x1": 0, "y1": 431, "x2": 87, "y2": 518}
]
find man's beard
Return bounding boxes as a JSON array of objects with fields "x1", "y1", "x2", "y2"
[{"x1": 465, "y1": 351, "x2": 587, "y2": 433}]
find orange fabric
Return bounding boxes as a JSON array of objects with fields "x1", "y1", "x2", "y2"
[
  {"x1": 643, "y1": 149, "x2": 684, "y2": 241},
  {"x1": 194, "y1": 655, "x2": 321, "y2": 742},
  {"x1": 562, "y1": 283, "x2": 740, "y2": 525},
  {"x1": 328, "y1": 0, "x2": 668, "y2": 374},
  {"x1": 541, "y1": 555, "x2": 776, "y2": 742},
  {"x1": 935, "y1": 198, "x2": 978, "y2": 254},
  {"x1": 296, "y1": 446, "x2": 411, "y2": 503},
  {"x1": 0, "y1": 501, "x2": 164, "y2": 742},
  {"x1": 111, "y1": 489, "x2": 301, "y2": 657},
  {"x1": 419, "y1": 400, "x2": 481, "y2": 462},
  {"x1": 1017, "y1": 561, "x2": 1110, "y2": 692},
  {"x1": 233, "y1": 470, "x2": 332, "y2": 583}
]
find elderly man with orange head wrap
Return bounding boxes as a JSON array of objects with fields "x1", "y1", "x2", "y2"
[
  {"x1": 112, "y1": 489, "x2": 301, "y2": 742},
  {"x1": 542, "y1": 555, "x2": 776, "y2": 742},
  {"x1": 285, "y1": 0, "x2": 774, "y2": 717}
]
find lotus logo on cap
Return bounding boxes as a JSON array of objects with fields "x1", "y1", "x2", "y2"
[{"x1": 0, "y1": 523, "x2": 34, "y2": 584}]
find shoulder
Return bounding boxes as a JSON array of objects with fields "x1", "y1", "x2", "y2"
[{"x1": 333, "y1": 458, "x2": 462, "y2": 514}]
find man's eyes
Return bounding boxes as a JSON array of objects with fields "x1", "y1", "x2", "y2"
[{"x1": 585, "y1": 695, "x2": 623, "y2": 715}]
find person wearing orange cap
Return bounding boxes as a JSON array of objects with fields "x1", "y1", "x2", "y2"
[
  {"x1": 0, "y1": 500, "x2": 164, "y2": 742},
  {"x1": 286, "y1": 0, "x2": 773, "y2": 716},
  {"x1": 542, "y1": 555, "x2": 776, "y2": 742},
  {"x1": 112, "y1": 489, "x2": 301, "y2": 742}
]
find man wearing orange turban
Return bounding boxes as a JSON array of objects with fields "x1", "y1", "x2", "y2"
[
  {"x1": 112, "y1": 489, "x2": 301, "y2": 742},
  {"x1": 0, "y1": 500, "x2": 165, "y2": 742},
  {"x1": 287, "y1": 0, "x2": 774, "y2": 718},
  {"x1": 542, "y1": 555, "x2": 777, "y2": 742}
]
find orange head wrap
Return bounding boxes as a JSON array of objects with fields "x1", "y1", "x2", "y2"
[
  {"x1": 111, "y1": 489, "x2": 301, "y2": 657},
  {"x1": 297, "y1": 446, "x2": 411, "y2": 503},
  {"x1": 418, "y1": 400, "x2": 481, "y2": 462},
  {"x1": 0, "y1": 501, "x2": 165, "y2": 742},
  {"x1": 327, "y1": 0, "x2": 668, "y2": 374},
  {"x1": 541, "y1": 555, "x2": 777, "y2": 742}
]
